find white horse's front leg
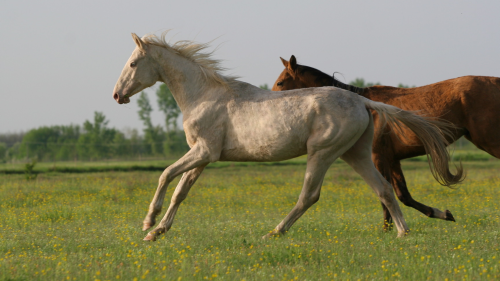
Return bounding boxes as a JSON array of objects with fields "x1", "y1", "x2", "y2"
[
  {"x1": 143, "y1": 164, "x2": 207, "y2": 241},
  {"x1": 142, "y1": 144, "x2": 211, "y2": 233}
]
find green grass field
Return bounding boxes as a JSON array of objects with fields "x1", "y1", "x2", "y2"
[{"x1": 1, "y1": 159, "x2": 500, "y2": 280}]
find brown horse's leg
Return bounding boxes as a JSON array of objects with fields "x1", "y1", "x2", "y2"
[
  {"x1": 390, "y1": 160, "x2": 455, "y2": 222},
  {"x1": 372, "y1": 158, "x2": 395, "y2": 231},
  {"x1": 464, "y1": 133, "x2": 500, "y2": 160},
  {"x1": 375, "y1": 157, "x2": 455, "y2": 231},
  {"x1": 381, "y1": 204, "x2": 393, "y2": 231}
]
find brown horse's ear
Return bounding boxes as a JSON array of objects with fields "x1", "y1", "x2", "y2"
[
  {"x1": 280, "y1": 57, "x2": 289, "y2": 68},
  {"x1": 284, "y1": 55, "x2": 298, "y2": 79},
  {"x1": 132, "y1": 33, "x2": 146, "y2": 51},
  {"x1": 289, "y1": 55, "x2": 297, "y2": 72}
]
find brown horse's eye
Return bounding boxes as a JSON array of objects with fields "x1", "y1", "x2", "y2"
[
  {"x1": 130, "y1": 62, "x2": 137, "y2": 67},
  {"x1": 277, "y1": 81, "x2": 283, "y2": 86}
]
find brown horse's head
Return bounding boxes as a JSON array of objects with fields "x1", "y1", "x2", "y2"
[
  {"x1": 272, "y1": 55, "x2": 334, "y2": 91},
  {"x1": 272, "y1": 55, "x2": 365, "y2": 94}
]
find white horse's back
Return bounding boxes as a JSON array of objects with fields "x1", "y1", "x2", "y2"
[{"x1": 220, "y1": 85, "x2": 370, "y2": 162}]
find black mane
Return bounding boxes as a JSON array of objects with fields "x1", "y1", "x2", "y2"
[
  {"x1": 332, "y1": 74, "x2": 365, "y2": 94},
  {"x1": 300, "y1": 65, "x2": 364, "y2": 94}
]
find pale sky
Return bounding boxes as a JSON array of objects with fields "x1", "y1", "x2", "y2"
[{"x1": 1, "y1": 1, "x2": 499, "y2": 134}]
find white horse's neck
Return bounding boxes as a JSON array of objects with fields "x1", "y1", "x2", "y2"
[{"x1": 151, "y1": 45, "x2": 221, "y2": 112}]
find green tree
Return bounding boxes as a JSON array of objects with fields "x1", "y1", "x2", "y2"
[
  {"x1": 0, "y1": 142, "x2": 6, "y2": 162},
  {"x1": 122, "y1": 128, "x2": 146, "y2": 158},
  {"x1": 397, "y1": 83, "x2": 416, "y2": 88},
  {"x1": 19, "y1": 125, "x2": 79, "y2": 161},
  {"x1": 0, "y1": 132, "x2": 24, "y2": 148},
  {"x1": 51, "y1": 125, "x2": 80, "y2": 161},
  {"x1": 6, "y1": 143, "x2": 20, "y2": 162},
  {"x1": 137, "y1": 92, "x2": 164, "y2": 155},
  {"x1": 259, "y1": 84, "x2": 269, "y2": 90},
  {"x1": 77, "y1": 112, "x2": 117, "y2": 160},
  {"x1": 156, "y1": 84, "x2": 180, "y2": 132},
  {"x1": 111, "y1": 131, "x2": 131, "y2": 159},
  {"x1": 19, "y1": 127, "x2": 57, "y2": 160},
  {"x1": 0, "y1": 133, "x2": 24, "y2": 161},
  {"x1": 349, "y1": 78, "x2": 381, "y2": 88},
  {"x1": 349, "y1": 78, "x2": 415, "y2": 88},
  {"x1": 155, "y1": 84, "x2": 190, "y2": 155}
]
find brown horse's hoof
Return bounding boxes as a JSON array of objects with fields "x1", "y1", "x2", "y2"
[{"x1": 445, "y1": 210, "x2": 456, "y2": 222}]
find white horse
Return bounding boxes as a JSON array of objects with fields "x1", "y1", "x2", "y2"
[{"x1": 113, "y1": 33, "x2": 458, "y2": 241}]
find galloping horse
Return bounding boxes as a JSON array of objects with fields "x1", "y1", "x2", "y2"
[
  {"x1": 272, "y1": 55, "x2": 500, "y2": 229},
  {"x1": 113, "y1": 33, "x2": 460, "y2": 241}
]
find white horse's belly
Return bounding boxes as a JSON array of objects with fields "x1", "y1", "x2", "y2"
[
  {"x1": 220, "y1": 126, "x2": 309, "y2": 161},
  {"x1": 220, "y1": 101, "x2": 314, "y2": 161}
]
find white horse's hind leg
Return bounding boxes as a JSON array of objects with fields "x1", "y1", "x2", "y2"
[
  {"x1": 263, "y1": 149, "x2": 340, "y2": 239},
  {"x1": 340, "y1": 114, "x2": 409, "y2": 237},
  {"x1": 144, "y1": 165, "x2": 207, "y2": 241}
]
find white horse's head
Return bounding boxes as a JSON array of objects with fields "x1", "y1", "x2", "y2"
[{"x1": 113, "y1": 33, "x2": 160, "y2": 104}]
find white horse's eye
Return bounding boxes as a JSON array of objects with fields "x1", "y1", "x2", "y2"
[{"x1": 130, "y1": 62, "x2": 137, "y2": 67}]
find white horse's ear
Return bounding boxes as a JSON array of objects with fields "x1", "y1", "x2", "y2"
[{"x1": 131, "y1": 33, "x2": 146, "y2": 51}]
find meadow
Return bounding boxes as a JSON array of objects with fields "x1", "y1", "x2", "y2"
[{"x1": 1, "y1": 158, "x2": 500, "y2": 280}]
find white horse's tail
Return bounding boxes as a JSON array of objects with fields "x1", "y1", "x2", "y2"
[{"x1": 361, "y1": 96, "x2": 465, "y2": 187}]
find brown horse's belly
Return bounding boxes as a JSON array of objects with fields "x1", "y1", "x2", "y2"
[{"x1": 366, "y1": 84, "x2": 469, "y2": 160}]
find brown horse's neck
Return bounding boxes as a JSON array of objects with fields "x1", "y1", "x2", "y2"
[{"x1": 299, "y1": 65, "x2": 365, "y2": 95}]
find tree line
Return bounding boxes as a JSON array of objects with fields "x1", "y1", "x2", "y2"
[
  {"x1": 0, "y1": 84, "x2": 189, "y2": 163},
  {"x1": 348, "y1": 78, "x2": 415, "y2": 88}
]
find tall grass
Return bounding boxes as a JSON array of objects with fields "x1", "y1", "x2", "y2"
[{"x1": 1, "y1": 161, "x2": 499, "y2": 280}]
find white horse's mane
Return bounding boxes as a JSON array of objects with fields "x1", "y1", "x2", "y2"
[{"x1": 142, "y1": 31, "x2": 239, "y2": 88}]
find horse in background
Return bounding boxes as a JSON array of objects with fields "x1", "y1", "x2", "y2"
[
  {"x1": 272, "y1": 55, "x2": 500, "y2": 229},
  {"x1": 113, "y1": 33, "x2": 462, "y2": 241}
]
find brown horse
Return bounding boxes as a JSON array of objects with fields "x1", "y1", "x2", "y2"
[{"x1": 272, "y1": 55, "x2": 500, "y2": 229}]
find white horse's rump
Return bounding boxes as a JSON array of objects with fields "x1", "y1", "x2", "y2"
[{"x1": 113, "y1": 33, "x2": 453, "y2": 241}]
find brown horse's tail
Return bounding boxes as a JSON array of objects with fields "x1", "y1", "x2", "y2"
[{"x1": 361, "y1": 96, "x2": 465, "y2": 187}]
